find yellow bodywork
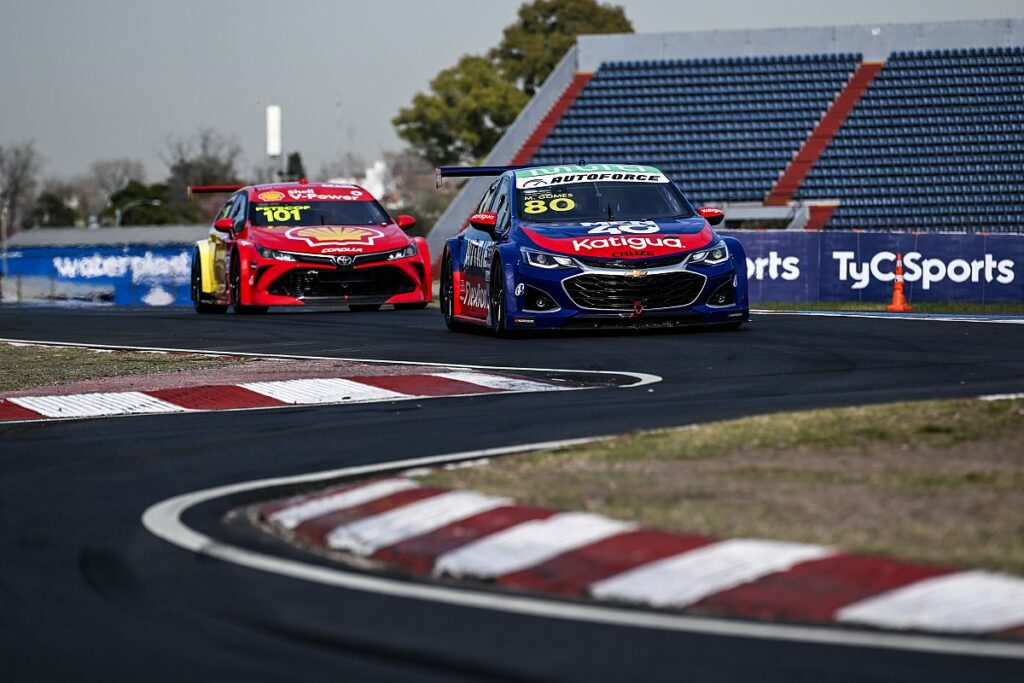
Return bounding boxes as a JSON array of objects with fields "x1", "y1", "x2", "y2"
[{"x1": 193, "y1": 238, "x2": 221, "y2": 295}]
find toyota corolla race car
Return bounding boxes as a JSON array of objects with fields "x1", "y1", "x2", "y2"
[
  {"x1": 436, "y1": 164, "x2": 748, "y2": 334},
  {"x1": 189, "y1": 181, "x2": 431, "y2": 314}
]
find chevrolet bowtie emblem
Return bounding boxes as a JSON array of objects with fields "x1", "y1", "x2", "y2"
[{"x1": 624, "y1": 270, "x2": 648, "y2": 278}]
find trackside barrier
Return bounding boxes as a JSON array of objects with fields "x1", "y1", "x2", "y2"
[
  {"x1": 730, "y1": 231, "x2": 1024, "y2": 305},
  {"x1": 0, "y1": 246, "x2": 192, "y2": 306},
  {"x1": 0, "y1": 232, "x2": 1020, "y2": 307}
]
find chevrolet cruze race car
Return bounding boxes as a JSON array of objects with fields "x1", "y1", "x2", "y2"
[
  {"x1": 436, "y1": 164, "x2": 748, "y2": 334},
  {"x1": 189, "y1": 181, "x2": 431, "y2": 314}
]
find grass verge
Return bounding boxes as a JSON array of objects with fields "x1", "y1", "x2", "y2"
[
  {"x1": 755, "y1": 301, "x2": 1024, "y2": 314},
  {"x1": 419, "y1": 398, "x2": 1024, "y2": 574},
  {"x1": 0, "y1": 344, "x2": 247, "y2": 393}
]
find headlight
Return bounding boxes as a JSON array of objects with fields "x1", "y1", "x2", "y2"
[
  {"x1": 255, "y1": 245, "x2": 296, "y2": 262},
  {"x1": 521, "y1": 247, "x2": 576, "y2": 269},
  {"x1": 387, "y1": 243, "x2": 418, "y2": 260},
  {"x1": 689, "y1": 240, "x2": 729, "y2": 266}
]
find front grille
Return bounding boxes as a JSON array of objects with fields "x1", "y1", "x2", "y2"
[
  {"x1": 268, "y1": 266, "x2": 415, "y2": 300},
  {"x1": 563, "y1": 272, "x2": 704, "y2": 310},
  {"x1": 574, "y1": 253, "x2": 688, "y2": 269}
]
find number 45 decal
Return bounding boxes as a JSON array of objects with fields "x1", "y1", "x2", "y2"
[{"x1": 584, "y1": 221, "x2": 661, "y2": 235}]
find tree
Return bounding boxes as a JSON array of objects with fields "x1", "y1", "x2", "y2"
[
  {"x1": 103, "y1": 180, "x2": 180, "y2": 225},
  {"x1": 28, "y1": 191, "x2": 78, "y2": 227},
  {"x1": 392, "y1": 0, "x2": 632, "y2": 166},
  {"x1": 162, "y1": 128, "x2": 242, "y2": 202},
  {"x1": 492, "y1": 0, "x2": 632, "y2": 95},
  {"x1": 0, "y1": 141, "x2": 42, "y2": 230},
  {"x1": 89, "y1": 158, "x2": 146, "y2": 199},
  {"x1": 393, "y1": 55, "x2": 529, "y2": 166}
]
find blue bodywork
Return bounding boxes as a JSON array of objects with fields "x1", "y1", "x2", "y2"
[{"x1": 441, "y1": 167, "x2": 750, "y2": 332}]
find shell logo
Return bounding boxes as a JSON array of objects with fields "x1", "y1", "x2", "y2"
[
  {"x1": 285, "y1": 225, "x2": 385, "y2": 247},
  {"x1": 257, "y1": 190, "x2": 286, "y2": 201}
]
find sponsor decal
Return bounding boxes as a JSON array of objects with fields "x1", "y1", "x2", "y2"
[
  {"x1": 320, "y1": 246, "x2": 365, "y2": 254},
  {"x1": 459, "y1": 280, "x2": 488, "y2": 310},
  {"x1": 583, "y1": 221, "x2": 660, "y2": 235},
  {"x1": 832, "y1": 251, "x2": 1015, "y2": 291},
  {"x1": 571, "y1": 236, "x2": 684, "y2": 252},
  {"x1": 514, "y1": 283, "x2": 525, "y2": 296},
  {"x1": 286, "y1": 188, "x2": 366, "y2": 201},
  {"x1": 523, "y1": 227, "x2": 713, "y2": 258},
  {"x1": 257, "y1": 190, "x2": 285, "y2": 201},
  {"x1": 516, "y1": 164, "x2": 661, "y2": 178},
  {"x1": 284, "y1": 225, "x2": 385, "y2": 247},
  {"x1": 515, "y1": 171, "x2": 667, "y2": 189},
  {"x1": 463, "y1": 239, "x2": 490, "y2": 270},
  {"x1": 746, "y1": 251, "x2": 801, "y2": 281}
]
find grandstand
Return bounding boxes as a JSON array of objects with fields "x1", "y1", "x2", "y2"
[{"x1": 429, "y1": 20, "x2": 1024, "y2": 253}]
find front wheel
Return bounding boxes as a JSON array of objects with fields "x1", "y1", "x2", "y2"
[{"x1": 440, "y1": 254, "x2": 467, "y2": 332}]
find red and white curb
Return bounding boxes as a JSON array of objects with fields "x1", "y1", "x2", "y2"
[
  {"x1": 259, "y1": 476, "x2": 1024, "y2": 638},
  {"x1": 0, "y1": 372, "x2": 568, "y2": 423}
]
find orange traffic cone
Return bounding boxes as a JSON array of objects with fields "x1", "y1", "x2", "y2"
[{"x1": 886, "y1": 252, "x2": 913, "y2": 313}]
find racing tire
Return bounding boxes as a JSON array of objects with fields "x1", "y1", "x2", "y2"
[
  {"x1": 230, "y1": 254, "x2": 268, "y2": 315},
  {"x1": 394, "y1": 302, "x2": 428, "y2": 310},
  {"x1": 349, "y1": 304, "x2": 382, "y2": 312},
  {"x1": 191, "y1": 251, "x2": 227, "y2": 314},
  {"x1": 440, "y1": 254, "x2": 468, "y2": 332},
  {"x1": 489, "y1": 258, "x2": 514, "y2": 338}
]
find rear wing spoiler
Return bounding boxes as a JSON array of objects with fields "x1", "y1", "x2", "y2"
[
  {"x1": 435, "y1": 166, "x2": 530, "y2": 189},
  {"x1": 187, "y1": 185, "x2": 244, "y2": 199}
]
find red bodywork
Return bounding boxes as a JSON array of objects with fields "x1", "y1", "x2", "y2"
[{"x1": 197, "y1": 182, "x2": 432, "y2": 309}]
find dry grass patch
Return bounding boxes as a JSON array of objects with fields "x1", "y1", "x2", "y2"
[
  {"x1": 0, "y1": 344, "x2": 247, "y2": 393},
  {"x1": 420, "y1": 398, "x2": 1024, "y2": 574}
]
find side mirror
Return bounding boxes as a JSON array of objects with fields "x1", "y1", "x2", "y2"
[
  {"x1": 698, "y1": 206, "x2": 725, "y2": 227},
  {"x1": 469, "y1": 212, "x2": 498, "y2": 233},
  {"x1": 397, "y1": 214, "x2": 416, "y2": 230},
  {"x1": 213, "y1": 217, "x2": 234, "y2": 233}
]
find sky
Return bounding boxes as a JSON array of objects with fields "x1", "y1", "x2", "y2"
[{"x1": 1, "y1": 0, "x2": 1022, "y2": 182}]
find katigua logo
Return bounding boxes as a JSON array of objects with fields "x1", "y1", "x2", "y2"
[{"x1": 833, "y1": 251, "x2": 1015, "y2": 290}]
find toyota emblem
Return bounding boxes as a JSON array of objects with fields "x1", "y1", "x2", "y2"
[{"x1": 334, "y1": 255, "x2": 354, "y2": 267}]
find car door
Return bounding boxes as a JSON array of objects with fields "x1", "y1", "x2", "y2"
[
  {"x1": 460, "y1": 177, "x2": 508, "y2": 320},
  {"x1": 210, "y1": 194, "x2": 238, "y2": 298}
]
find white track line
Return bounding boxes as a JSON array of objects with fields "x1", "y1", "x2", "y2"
[
  {"x1": 141, "y1": 440, "x2": 1024, "y2": 660},
  {"x1": 590, "y1": 539, "x2": 834, "y2": 608},
  {"x1": 752, "y1": 310, "x2": 1024, "y2": 325},
  {"x1": 269, "y1": 479, "x2": 420, "y2": 530},
  {"x1": 325, "y1": 490, "x2": 511, "y2": 556},
  {"x1": 9, "y1": 391, "x2": 185, "y2": 418},
  {"x1": 434, "y1": 512, "x2": 635, "y2": 579},
  {"x1": 837, "y1": 571, "x2": 1024, "y2": 633},
  {"x1": 0, "y1": 337, "x2": 663, "y2": 388}
]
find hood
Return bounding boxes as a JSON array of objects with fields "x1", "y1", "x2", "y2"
[
  {"x1": 520, "y1": 217, "x2": 714, "y2": 259},
  {"x1": 249, "y1": 224, "x2": 410, "y2": 255}
]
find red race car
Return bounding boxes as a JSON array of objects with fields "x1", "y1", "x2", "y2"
[{"x1": 189, "y1": 181, "x2": 431, "y2": 314}]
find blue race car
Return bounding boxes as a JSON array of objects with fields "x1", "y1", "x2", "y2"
[{"x1": 437, "y1": 163, "x2": 749, "y2": 334}]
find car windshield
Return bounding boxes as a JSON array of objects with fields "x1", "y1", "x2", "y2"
[
  {"x1": 517, "y1": 182, "x2": 695, "y2": 223},
  {"x1": 249, "y1": 201, "x2": 391, "y2": 227}
]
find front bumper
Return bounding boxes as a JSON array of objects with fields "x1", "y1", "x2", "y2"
[
  {"x1": 242, "y1": 255, "x2": 430, "y2": 307},
  {"x1": 506, "y1": 257, "x2": 748, "y2": 330}
]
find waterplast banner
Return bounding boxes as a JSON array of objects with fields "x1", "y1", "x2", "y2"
[
  {"x1": 1, "y1": 246, "x2": 191, "y2": 306},
  {"x1": 730, "y1": 232, "x2": 1023, "y2": 304}
]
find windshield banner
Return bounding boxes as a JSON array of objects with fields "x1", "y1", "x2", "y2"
[{"x1": 727, "y1": 231, "x2": 1023, "y2": 304}]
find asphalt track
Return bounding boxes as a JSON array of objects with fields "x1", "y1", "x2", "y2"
[{"x1": 1, "y1": 306, "x2": 1023, "y2": 682}]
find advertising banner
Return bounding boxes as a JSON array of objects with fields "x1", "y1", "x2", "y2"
[
  {"x1": 731, "y1": 231, "x2": 1023, "y2": 305},
  {"x1": 0, "y1": 246, "x2": 191, "y2": 306}
]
